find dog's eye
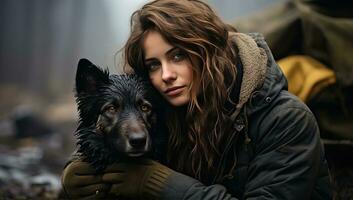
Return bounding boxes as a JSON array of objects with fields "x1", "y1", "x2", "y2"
[
  {"x1": 106, "y1": 106, "x2": 117, "y2": 114},
  {"x1": 140, "y1": 104, "x2": 151, "y2": 112}
]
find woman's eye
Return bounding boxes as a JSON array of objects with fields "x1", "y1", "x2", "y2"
[
  {"x1": 140, "y1": 104, "x2": 151, "y2": 112},
  {"x1": 172, "y1": 51, "x2": 186, "y2": 62},
  {"x1": 146, "y1": 62, "x2": 160, "y2": 72}
]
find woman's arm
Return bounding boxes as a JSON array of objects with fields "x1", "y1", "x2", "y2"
[{"x1": 102, "y1": 159, "x2": 239, "y2": 200}]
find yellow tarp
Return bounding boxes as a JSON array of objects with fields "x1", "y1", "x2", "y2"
[{"x1": 278, "y1": 55, "x2": 336, "y2": 102}]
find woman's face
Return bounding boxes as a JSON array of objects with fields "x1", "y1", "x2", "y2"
[{"x1": 143, "y1": 31, "x2": 194, "y2": 106}]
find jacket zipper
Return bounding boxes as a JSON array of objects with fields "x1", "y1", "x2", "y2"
[{"x1": 211, "y1": 107, "x2": 246, "y2": 183}]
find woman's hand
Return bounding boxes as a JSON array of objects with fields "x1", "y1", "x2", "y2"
[
  {"x1": 102, "y1": 159, "x2": 173, "y2": 199},
  {"x1": 103, "y1": 159, "x2": 236, "y2": 200},
  {"x1": 61, "y1": 160, "x2": 110, "y2": 200}
]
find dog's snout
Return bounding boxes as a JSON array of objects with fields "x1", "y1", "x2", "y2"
[{"x1": 129, "y1": 133, "x2": 147, "y2": 148}]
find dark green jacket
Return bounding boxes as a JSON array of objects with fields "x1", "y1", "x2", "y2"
[{"x1": 157, "y1": 33, "x2": 332, "y2": 199}]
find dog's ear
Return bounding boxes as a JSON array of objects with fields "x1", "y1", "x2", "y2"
[{"x1": 75, "y1": 58, "x2": 110, "y2": 94}]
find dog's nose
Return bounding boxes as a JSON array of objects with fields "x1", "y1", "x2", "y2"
[{"x1": 129, "y1": 133, "x2": 147, "y2": 148}]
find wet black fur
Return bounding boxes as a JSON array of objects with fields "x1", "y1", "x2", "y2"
[{"x1": 74, "y1": 58, "x2": 162, "y2": 171}]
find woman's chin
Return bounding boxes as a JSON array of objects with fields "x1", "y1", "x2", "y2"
[{"x1": 165, "y1": 95, "x2": 190, "y2": 107}]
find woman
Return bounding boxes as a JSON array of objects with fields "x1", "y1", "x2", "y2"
[{"x1": 61, "y1": 0, "x2": 332, "y2": 199}]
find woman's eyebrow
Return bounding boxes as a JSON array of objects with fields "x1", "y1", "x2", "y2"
[
  {"x1": 144, "y1": 57, "x2": 157, "y2": 63},
  {"x1": 165, "y1": 47, "x2": 178, "y2": 56},
  {"x1": 144, "y1": 47, "x2": 178, "y2": 62}
]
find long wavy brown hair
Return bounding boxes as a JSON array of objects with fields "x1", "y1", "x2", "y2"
[{"x1": 124, "y1": 0, "x2": 239, "y2": 183}]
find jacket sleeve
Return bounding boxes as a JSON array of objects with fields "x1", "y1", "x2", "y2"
[
  {"x1": 160, "y1": 171, "x2": 239, "y2": 200},
  {"x1": 244, "y1": 102, "x2": 330, "y2": 199}
]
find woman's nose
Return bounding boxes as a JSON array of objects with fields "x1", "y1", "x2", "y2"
[{"x1": 161, "y1": 63, "x2": 177, "y2": 82}]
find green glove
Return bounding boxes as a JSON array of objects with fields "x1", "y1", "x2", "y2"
[
  {"x1": 102, "y1": 159, "x2": 173, "y2": 199},
  {"x1": 61, "y1": 159, "x2": 110, "y2": 200}
]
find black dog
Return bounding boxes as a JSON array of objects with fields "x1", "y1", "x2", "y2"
[{"x1": 74, "y1": 58, "x2": 161, "y2": 171}]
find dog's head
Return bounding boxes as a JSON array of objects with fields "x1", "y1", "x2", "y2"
[{"x1": 74, "y1": 58, "x2": 158, "y2": 170}]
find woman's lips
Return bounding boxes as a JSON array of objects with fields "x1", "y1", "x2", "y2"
[{"x1": 165, "y1": 86, "x2": 185, "y2": 96}]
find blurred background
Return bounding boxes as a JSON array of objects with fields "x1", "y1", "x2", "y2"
[{"x1": 0, "y1": 0, "x2": 352, "y2": 199}]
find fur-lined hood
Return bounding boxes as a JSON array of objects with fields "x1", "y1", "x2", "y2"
[
  {"x1": 210, "y1": 32, "x2": 289, "y2": 183},
  {"x1": 229, "y1": 32, "x2": 288, "y2": 119}
]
